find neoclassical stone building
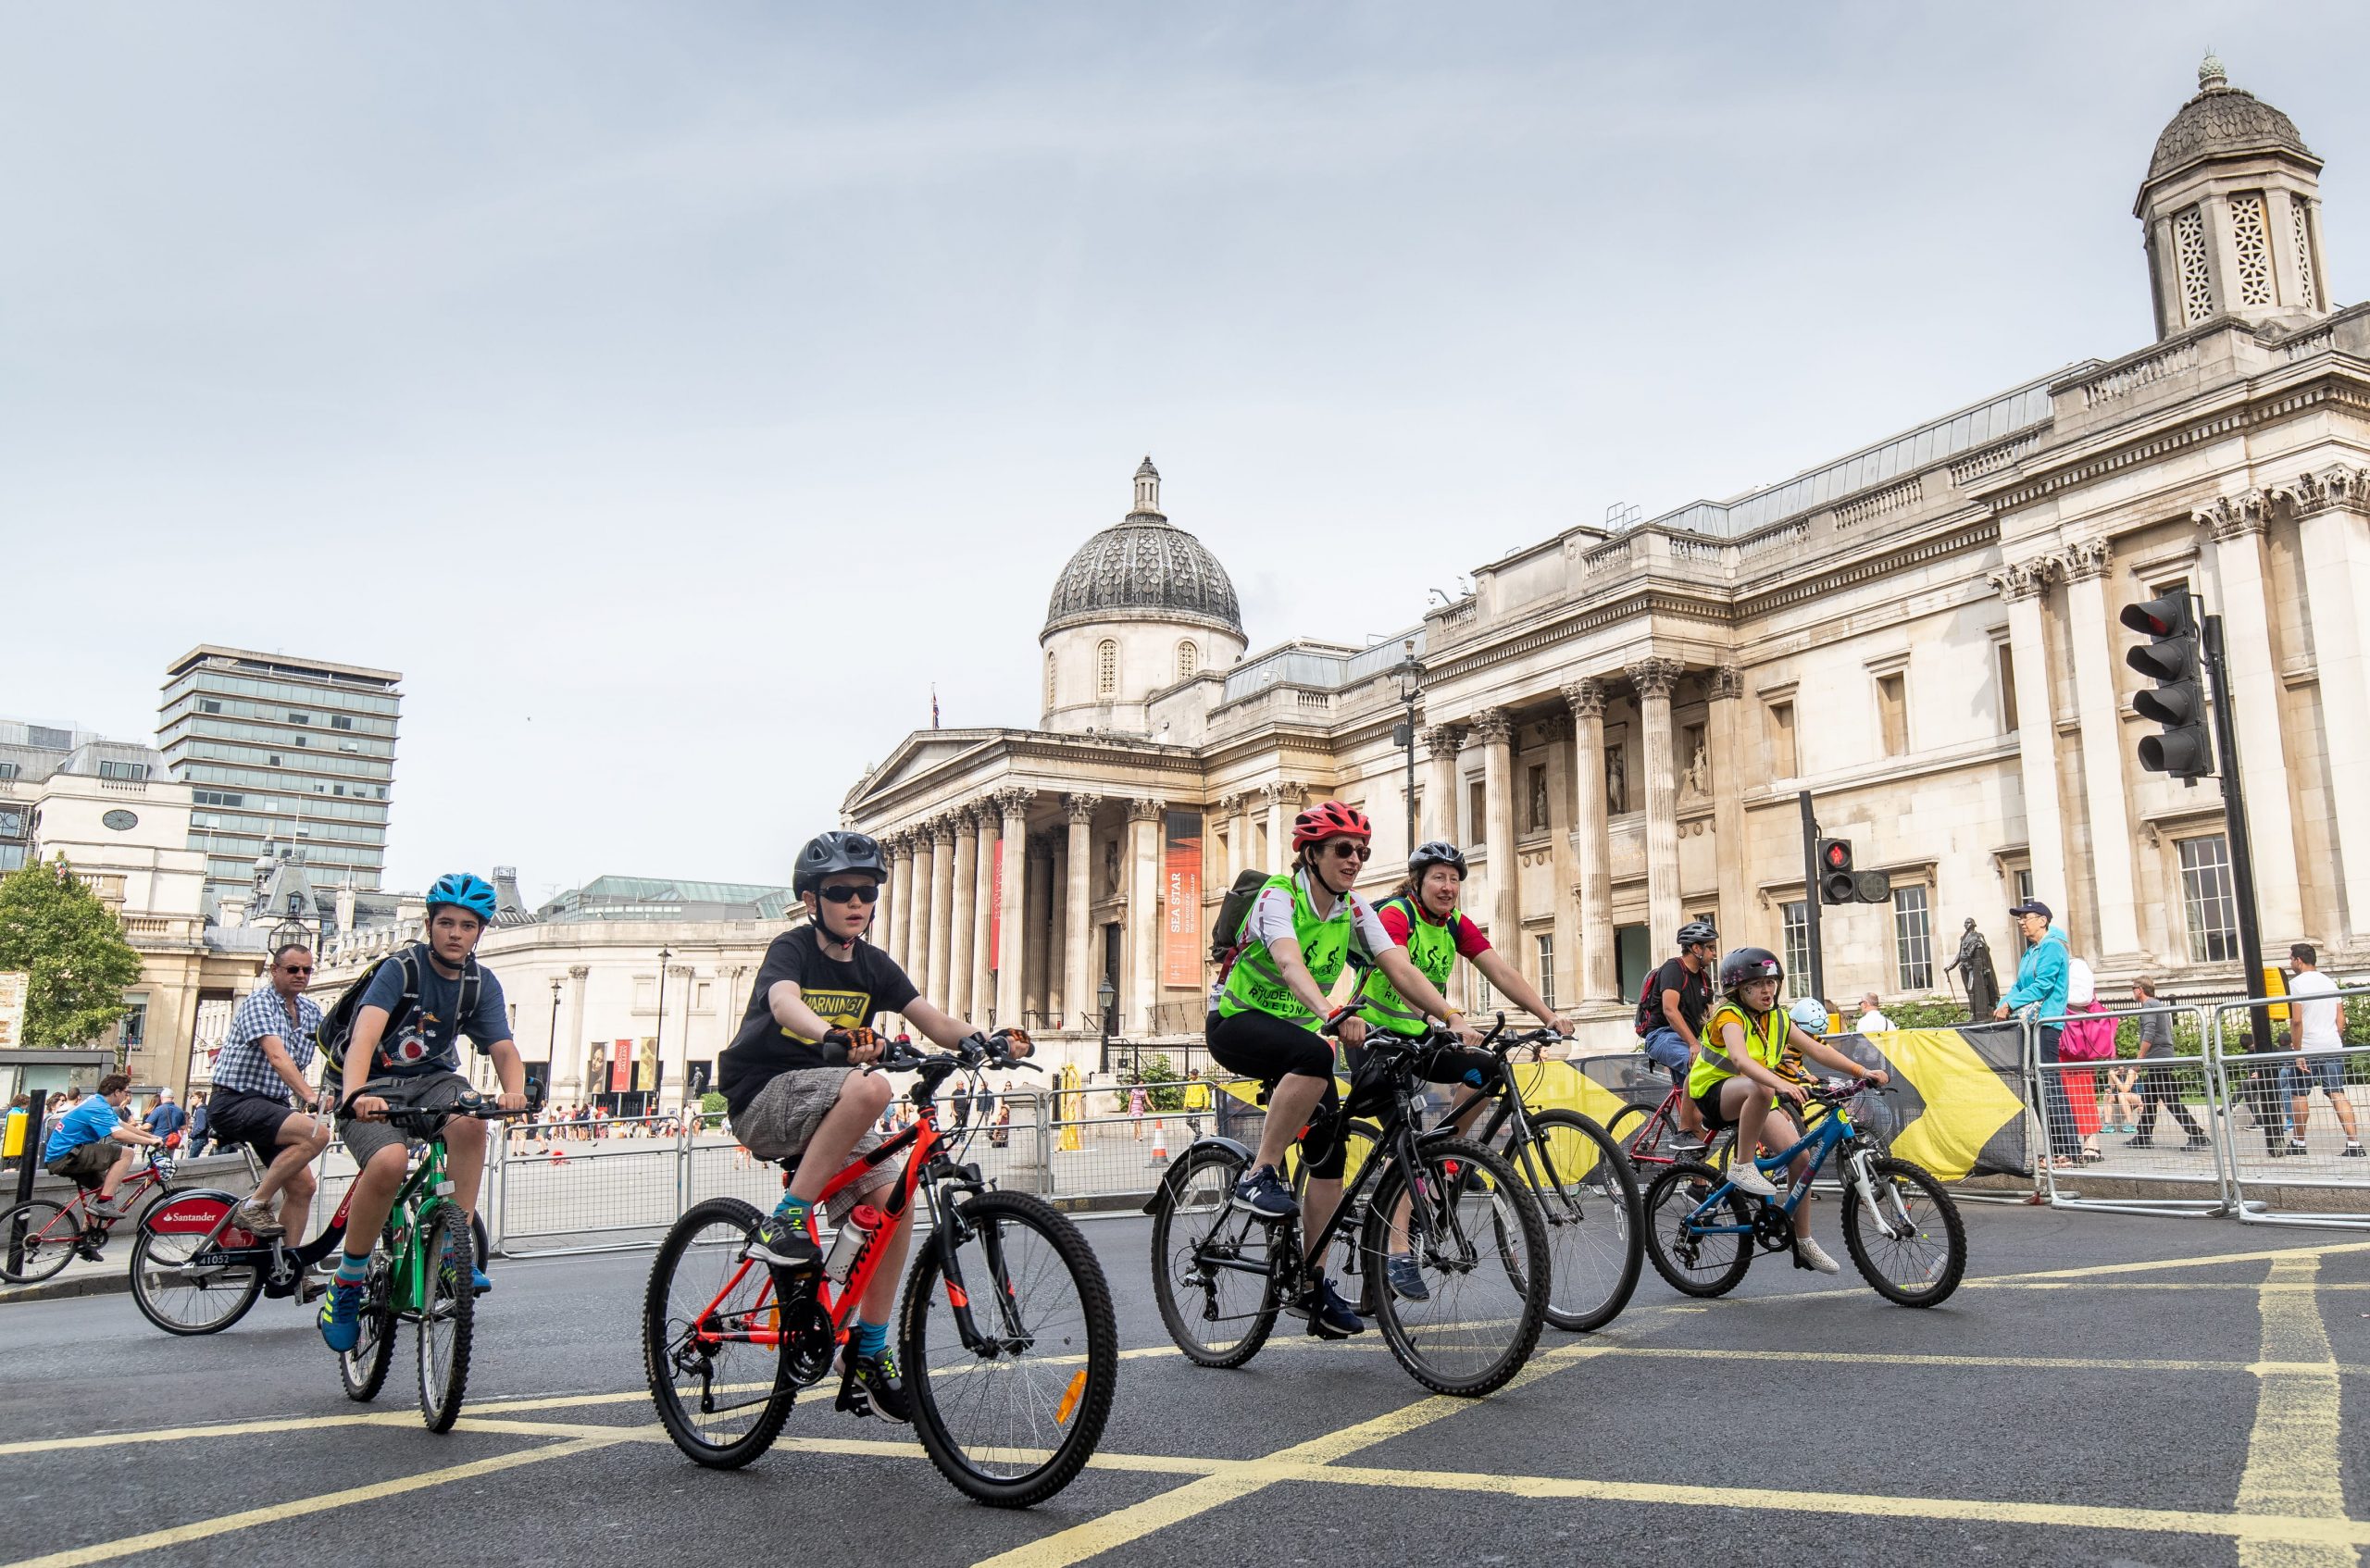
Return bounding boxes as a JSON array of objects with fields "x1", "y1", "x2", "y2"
[{"x1": 845, "y1": 59, "x2": 2370, "y2": 1050}]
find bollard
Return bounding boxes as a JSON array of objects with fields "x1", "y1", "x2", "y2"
[{"x1": 7, "y1": 1091, "x2": 50, "y2": 1277}]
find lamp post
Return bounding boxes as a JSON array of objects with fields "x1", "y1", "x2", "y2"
[
  {"x1": 651, "y1": 946, "x2": 671, "y2": 1118},
  {"x1": 547, "y1": 976, "x2": 561, "y2": 1105},
  {"x1": 1391, "y1": 639, "x2": 1427, "y2": 860},
  {"x1": 1098, "y1": 976, "x2": 1116, "y2": 1076}
]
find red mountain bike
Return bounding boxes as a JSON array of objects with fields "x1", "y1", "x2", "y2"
[{"x1": 642, "y1": 1029, "x2": 1116, "y2": 1509}]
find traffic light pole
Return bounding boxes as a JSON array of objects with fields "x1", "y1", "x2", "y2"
[
  {"x1": 2203, "y1": 616, "x2": 2274, "y2": 1052},
  {"x1": 1797, "y1": 790, "x2": 1826, "y2": 1006}
]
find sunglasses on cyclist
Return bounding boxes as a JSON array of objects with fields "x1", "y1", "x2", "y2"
[
  {"x1": 281, "y1": 964, "x2": 314, "y2": 975},
  {"x1": 1327, "y1": 840, "x2": 1373, "y2": 861},
  {"x1": 816, "y1": 883, "x2": 882, "y2": 905}
]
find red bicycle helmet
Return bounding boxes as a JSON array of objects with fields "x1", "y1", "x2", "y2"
[{"x1": 1291, "y1": 800, "x2": 1372, "y2": 850}]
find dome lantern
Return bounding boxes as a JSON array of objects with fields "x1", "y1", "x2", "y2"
[{"x1": 1042, "y1": 457, "x2": 1243, "y2": 641}]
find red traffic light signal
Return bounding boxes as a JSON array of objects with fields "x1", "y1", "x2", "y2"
[{"x1": 1817, "y1": 838, "x2": 1857, "y2": 904}]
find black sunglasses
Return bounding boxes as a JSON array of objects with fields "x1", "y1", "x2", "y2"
[
  {"x1": 1327, "y1": 841, "x2": 1373, "y2": 861},
  {"x1": 281, "y1": 964, "x2": 314, "y2": 974},
  {"x1": 817, "y1": 884, "x2": 881, "y2": 905}
]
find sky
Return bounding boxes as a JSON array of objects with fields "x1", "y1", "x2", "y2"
[{"x1": 6, "y1": 2, "x2": 2366, "y2": 905}]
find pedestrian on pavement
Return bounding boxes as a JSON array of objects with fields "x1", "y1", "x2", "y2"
[
  {"x1": 950, "y1": 1080, "x2": 973, "y2": 1130},
  {"x1": 2, "y1": 1093, "x2": 27, "y2": 1176},
  {"x1": 211, "y1": 944, "x2": 337, "y2": 1238},
  {"x1": 183, "y1": 1091, "x2": 211, "y2": 1157},
  {"x1": 2057, "y1": 958, "x2": 2117, "y2": 1161},
  {"x1": 2126, "y1": 978, "x2": 2207, "y2": 1149},
  {"x1": 2282, "y1": 943, "x2": 2364, "y2": 1158},
  {"x1": 1184, "y1": 1067, "x2": 1210, "y2": 1139},
  {"x1": 1855, "y1": 994, "x2": 1894, "y2": 1035},
  {"x1": 1995, "y1": 900, "x2": 2080, "y2": 1169},
  {"x1": 1129, "y1": 1081, "x2": 1148, "y2": 1141},
  {"x1": 990, "y1": 1099, "x2": 1011, "y2": 1150},
  {"x1": 143, "y1": 1089, "x2": 187, "y2": 1144}
]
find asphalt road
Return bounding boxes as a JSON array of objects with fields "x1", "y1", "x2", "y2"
[{"x1": 3, "y1": 1202, "x2": 2367, "y2": 1568}]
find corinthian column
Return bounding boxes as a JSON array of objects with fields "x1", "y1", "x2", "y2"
[
  {"x1": 1263, "y1": 780, "x2": 1302, "y2": 868},
  {"x1": 2059, "y1": 541, "x2": 2141, "y2": 956},
  {"x1": 1706, "y1": 666, "x2": 1747, "y2": 942},
  {"x1": 1064, "y1": 794, "x2": 1100, "y2": 1030},
  {"x1": 1629, "y1": 658, "x2": 1684, "y2": 944},
  {"x1": 970, "y1": 806, "x2": 998, "y2": 1023},
  {"x1": 1471, "y1": 709, "x2": 1517, "y2": 947},
  {"x1": 1423, "y1": 723, "x2": 1466, "y2": 845},
  {"x1": 1229, "y1": 793, "x2": 1254, "y2": 877},
  {"x1": 1562, "y1": 680, "x2": 1614, "y2": 1001},
  {"x1": 994, "y1": 789, "x2": 1031, "y2": 1027},
  {"x1": 926, "y1": 816, "x2": 956, "y2": 1007},
  {"x1": 1129, "y1": 798, "x2": 1165, "y2": 1034},
  {"x1": 1988, "y1": 557, "x2": 2068, "y2": 917},
  {"x1": 2283, "y1": 467, "x2": 2370, "y2": 941},
  {"x1": 907, "y1": 829, "x2": 937, "y2": 998},
  {"x1": 946, "y1": 809, "x2": 979, "y2": 1020},
  {"x1": 2199, "y1": 497, "x2": 2304, "y2": 944},
  {"x1": 884, "y1": 834, "x2": 915, "y2": 975}
]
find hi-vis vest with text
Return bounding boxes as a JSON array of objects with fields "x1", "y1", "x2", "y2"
[
  {"x1": 1217, "y1": 872, "x2": 1353, "y2": 1029},
  {"x1": 1354, "y1": 893, "x2": 1458, "y2": 1036}
]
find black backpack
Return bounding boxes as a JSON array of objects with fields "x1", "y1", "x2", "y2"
[
  {"x1": 318, "y1": 943, "x2": 482, "y2": 1076},
  {"x1": 1207, "y1": 868, "x2": 1276, "y2": 984}
]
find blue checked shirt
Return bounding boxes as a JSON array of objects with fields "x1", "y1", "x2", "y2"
[{"x1": 213, "y1": 988, "x2": 325, "y2": 1101}]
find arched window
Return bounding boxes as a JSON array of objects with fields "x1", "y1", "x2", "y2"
[
  {"x1": 1045, "y1": 652, "x2": 1058, "y2": 707},
  {"x1": 1177, "y1": 641, "x2": 1199, "y2": 680},
  {"x1": 1096, "y1": 640, "x2": 1118, "y2": 698}
]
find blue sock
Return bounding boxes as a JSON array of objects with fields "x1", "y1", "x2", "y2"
[
  {"x1": 854, "y1": 1318, "x2": 888, "y2": 1359},
  {"x1": 335, "y1": 1251, "x2": 369, "y2": 1284},
  {"x1": 772, "y1": 1194, "x2": 813, "y2": 1230}
]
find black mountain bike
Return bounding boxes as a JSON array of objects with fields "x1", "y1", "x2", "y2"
[{"x1": 1147, "y1": 1015, "x2": 1552, "y2": 1398}]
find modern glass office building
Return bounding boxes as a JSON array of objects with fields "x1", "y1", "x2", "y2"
[{"x1": 156, "y1": 645, "x2": 403, "y2": 909}]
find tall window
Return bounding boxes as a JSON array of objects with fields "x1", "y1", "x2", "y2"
[
  {"x1": 1534, "y1": 934, "x2": 1556, "y2": 1011},
  {"x1": 1877, "y1": 673, "x2": 1908, "y2": 757},
  {"x1": 1045, "y1": 653, "x2": 1057, "y2": 708},
  {"x1": 1780, "y1": 901, "x2": 1811, "y2": 999},
  {"x1": 1177, "y1": 641, "x2": 1199, "y2": 680},
  {"x1": 2012, "y1": 868, "x2": 2036, "y2": 950},
  {"x1": 1095, "y1": 640, "x2": 1117, "y2": 698},
  {"x1": 1467, "y1": 778, "x2": 1486, "y2": 843},
  {"x1": 1893, "y1": 885, "x2": 1933, "y2": 990},
  {"x1": 1526, "y1": 764, "x2": 1549, "y2": 832},
  {"x1": 2178, "y1": 835, "x2": 2241, "y2": 962},
  {"x1": 1766, "y1": 702, "x2": 1797, "y2": 778},
  {"x1": 1996, "y1": 643, "x2": 2019, "y2": 733},
  {"x1": 118, "y1": 998, "x2": 148, "y2": 1049}
]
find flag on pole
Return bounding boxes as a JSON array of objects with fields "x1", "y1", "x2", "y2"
[{"x1": 930, "y1": 684, "x2": 941, "y2": 728}]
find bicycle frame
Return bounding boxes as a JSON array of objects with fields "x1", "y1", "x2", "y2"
[
  {"x1": 381, "y1": 1139, "x2": 459, "y2": 1316},
  {"x1": 22, "y1": 1153, "x2": 173, "y2": 1249}
]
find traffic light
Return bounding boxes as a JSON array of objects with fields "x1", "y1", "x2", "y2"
[
  {"x1": 1818, "y1": 839, "x2": 1857, "y2": 904},
  {"x1": 2120, "y1": 586, "x2": 2213, "y2": 779}
]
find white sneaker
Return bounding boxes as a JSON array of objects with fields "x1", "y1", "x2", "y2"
[
  {"x1": 1796, "y1": 1236, "x2": 1842, "y2": 1274},
  {"x1": 1727, "y1": 1156, "x2": 1778, "y2": 1198}
]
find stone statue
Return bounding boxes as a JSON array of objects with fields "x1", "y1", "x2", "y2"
[
  {"x1": 1945, "y1": 917, "x2": 2000, "y2": 1019},
  {"x1": 1683, "y1": 739, "x2": 1711, "y2": 799}
]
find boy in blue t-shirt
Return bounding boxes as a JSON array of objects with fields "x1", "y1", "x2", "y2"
[{"x1": 44, "y1": 1074, "x2": 166, "y2": 1215}]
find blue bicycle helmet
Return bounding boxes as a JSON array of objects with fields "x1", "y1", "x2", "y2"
[{"x1": 426, "y1": 871, "x2": 499, "y2": 925}]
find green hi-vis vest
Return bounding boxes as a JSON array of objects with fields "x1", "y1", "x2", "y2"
[
  {"x1": 1355, "y1": 893, "x2": 1458, "y2": 1037},
  {"x1": 1218, "y1": 872, "x2": 1356, "y2": 1029},
  {"x1": 1688, "y1": 999, "x2": 1789, "y2": 1101}
]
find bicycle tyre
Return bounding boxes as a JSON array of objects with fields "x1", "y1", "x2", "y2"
[
  {"x1": 1510, "y1": 1110, "x2": 1643, "y2": 1333},
  {"x1": 903, "y1": 1189, "x2": 1119, "y2": 1508},
  {"x1": 1361, "y1": 1135, "x2": 1549, "y2": 1398},
  {"x1": 0, "y1": 1201, "x2": 78, "y2": 1285},
  {"x1": 340, "y1": 1250, "x2": 397, "y2": 1402},
  {"x1": 1642, "y1": 1160, "x2": 1755, "y2": 1298},
  {"x1": 1148, "y1": 1143, "x2": 1281, "y2": 1369},
  {"x1": 1840, "y1": 1155, "x2": 1967, "y2": 1308},
  {"x1": 128, "y1": 1216, "x2": 263, "y2": 1336},
  {"x1": 417, "y1": 1203, "x2": 475, "y2": 1432},
  {"x1": 1604, "y1": 1103, "x2": 1648, "y2": 1148},
  {"x1": 642, "y1": 1197, "x2": 794, "y2": 1468}
]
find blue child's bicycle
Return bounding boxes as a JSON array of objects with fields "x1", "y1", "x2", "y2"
[{"x1": 1642, "y1": 1081, "x2": 1965, "y2": 1306}]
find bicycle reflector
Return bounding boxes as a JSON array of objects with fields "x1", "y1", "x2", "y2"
[{"x1": 2119, "y1": 585, "x2": 2212, "y2": 779}]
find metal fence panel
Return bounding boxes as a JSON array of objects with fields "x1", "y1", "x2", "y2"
[
  {"x1": 495, "y1": 1114, "x2": 686, "y2": 1256},
  {"x1": 2027, "y1": 1004, "x2": 2232, "y2": 1216},
  {"x1": 2208, "y1": 987, "x2": 2370, "y2": 1231}
]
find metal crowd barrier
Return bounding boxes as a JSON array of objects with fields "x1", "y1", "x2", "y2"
[
  {"x1": 2206, "y1": 985, "x2": 2370, "y2": 1232},
  {"x1": 2026, "y1": 1003, "x2": 2233, "y2": 1218}
]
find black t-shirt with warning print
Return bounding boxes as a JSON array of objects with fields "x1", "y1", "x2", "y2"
[{"x1": 718, "y1": 930, "x2": 918, "y2": 1117}]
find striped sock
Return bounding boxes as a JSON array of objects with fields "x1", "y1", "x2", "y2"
[
  {"x1": 771, "y1": 1194, "x2": 813, "y2": 1232},
  {"x1": 854, "y1": 1319, "x2": 888, "y2": 1359},
  {"x1": 335, "y1": 1251, "x2": 369, "y2": 1284}
]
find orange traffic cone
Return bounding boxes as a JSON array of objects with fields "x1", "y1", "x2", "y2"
[{"x1": 1151, "y1": 1119, "x2": 1168, "y2": 1163}]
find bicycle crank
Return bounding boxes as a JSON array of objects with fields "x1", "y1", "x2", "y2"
[{"x1": 1751, "y1": 1207, "x2": 1795, "y2": 1252}]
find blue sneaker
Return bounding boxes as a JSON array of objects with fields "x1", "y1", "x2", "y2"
[
  {"x1": 318, "y1": 1278, "x2": 364, "y2": 1353},
  {"x1": 1299, "y1": 1274, "x2": 1366, "y2": 1339},
  {"x1": 1230, "y1": 1164, "x2": 1299, "y2": 1221},
  {"x1": 1386, "y1": 1252, "x2": 1430, "y2": 1302},
  {"x1": 441, "y1": 1238, "x2": 493, "y2": 1296}
]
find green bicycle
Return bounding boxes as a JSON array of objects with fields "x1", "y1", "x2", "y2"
[{"x1": 332, "y1": 1089, "x2": 517, "y2": 1431}]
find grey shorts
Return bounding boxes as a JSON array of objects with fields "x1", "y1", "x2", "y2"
[
  {"x1": 338, "y1": 1071, "x2": 473, "y2": 1170},
  {"x1": 729, "y1": 1068, "x2": 893, "y2": 1221},
  {"x1": 45, "y1": 1141, "x2": 118, "y2": 1185}
]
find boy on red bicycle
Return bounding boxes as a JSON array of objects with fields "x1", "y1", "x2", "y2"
[{"x1": 716, "y1": 830, "x2": 987, "y2": 1423}]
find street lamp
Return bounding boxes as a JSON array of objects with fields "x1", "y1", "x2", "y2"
[
  {"x1": 651, "y1": 946, "x2": 671, "y2": 1119},
  {"x1": 1098, "y1": 976, "x2": 1116, "y2": 1074},
  {"x1": 547, "y1": 977, "x2": 561, "y2": 1101},
  {"x1": 1391, "y1": 638, "x2": 1427, "y2": 860}
]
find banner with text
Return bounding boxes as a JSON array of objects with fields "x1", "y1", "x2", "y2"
[{"x1": 1164, "y1": 810, "x2": 1204, "y2": 987}]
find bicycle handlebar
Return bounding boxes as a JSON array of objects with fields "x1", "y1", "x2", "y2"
[{"x1": 867, "y1": 1028, "x2": 1038, "y2": 1076}]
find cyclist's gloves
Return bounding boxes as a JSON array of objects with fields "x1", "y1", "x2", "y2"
[{"x1": 822, "y1": 1026, "x2": 879, "y2": 1064}]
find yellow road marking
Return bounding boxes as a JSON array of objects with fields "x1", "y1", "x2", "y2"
[
  {"x1": 1607, "y1": 1345, "x2": 2370, "y2": 1378},
  {"x1": 2234, "y1": 1255, "x2": 2358, "y2": 1568},
  {"x1": 1, "y1": 1438, "x2": 619, "y2": 1568},
  {"x1": 1965, "y1": 1280, "x2": 2370, "y2": 1293},
  {"x1": 1990, "y1": 1237, "x2": 2370, "y2": 1284}
]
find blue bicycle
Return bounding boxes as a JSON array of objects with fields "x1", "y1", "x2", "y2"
[{"x1": 1642, "y1": 1081, "x2": 1965, "y2": 1307}]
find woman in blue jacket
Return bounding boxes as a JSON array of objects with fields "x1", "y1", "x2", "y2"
[{"x1": 1994, "y1": 900, "x2": 2077, "y2": 1167}]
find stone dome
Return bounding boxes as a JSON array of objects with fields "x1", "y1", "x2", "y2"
[
  {"x1": 2147, "y1": 57, "x2": 2315, "y2": 185},
  {"x1": 1042, "y1": 458, "x2": 1244, "y2": 639}
]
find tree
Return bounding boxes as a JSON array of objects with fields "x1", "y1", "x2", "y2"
[{"x1": 0, "y1": 857, "x2": 143, "y2": 1049}]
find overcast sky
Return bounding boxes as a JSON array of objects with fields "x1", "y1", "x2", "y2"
[{"x1": 6, "y1": 3, "x2": 2364, "y2": 902}]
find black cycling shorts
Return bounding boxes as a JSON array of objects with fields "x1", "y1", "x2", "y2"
[{"x1": 1206, "y1": 1007, "x2": 1347, "y2": 1179}]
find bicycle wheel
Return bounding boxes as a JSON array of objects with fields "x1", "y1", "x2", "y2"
[
  {"x1": 904, "y1": 1189, "x2": 1119, "y2": 1508},
  {"x1": 417, "y1": 1203, "x2": 475, "y2": 1432},
  {"x1": 1504, "y1": 1111, "x2": 1642, "y2": 1332},
  {"x1": 1642, "y1": 1161, "x2": 1754, "y2": 1298},
  {"x1": 1148, "y1": 1143, "x2": 1281, "y2": 1368},
  {"x1": 1840, "y1": 1155, "x2": 1966, "y2": 1308},
  {"x1": 340, "y1": 1251, "x2": 397, "y2": 1402},
  {"x1": 642, "y1": 1197, "x2": 794, "y2": 1467},
  {"x1": 128, "y1": 1217, "x2": 262, "y2": 1336},
  {"x1": 1604, "y1": 1103, "x2": 1648, "y2": 1148},
  {"x1": 1360, "y1": 1135, "x2": 1549, "y2": 1398},
  {"x1": 0, "y1": 1201, "x2": 78, "y2": 1285}
]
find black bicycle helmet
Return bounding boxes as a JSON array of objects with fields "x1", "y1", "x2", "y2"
[
  {"x1": 1675, "y1": 918, "x2": 1719, "y2": 950},
  {"x1": 1718, "y1": 946, "x2": 1784, "y2": 993},
  {"x1": 1407, "y1": 840, "x2": 1468, "y2": 880},
  {"x1": 792, "y1": 830, "x2": 887, "y2": 897}
]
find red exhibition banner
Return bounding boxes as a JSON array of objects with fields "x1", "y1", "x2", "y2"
[
  {"x1": 610, "y1": 1046, "x2": 633, "y2": 1093},
  {"x1": 1164, "y1": 809, "x2": 1204, "y2": 987}
]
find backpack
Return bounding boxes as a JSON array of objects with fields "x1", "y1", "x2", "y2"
[
  {"x1": 1206, "y1": 868, "x2": 1275, "y2": 984},
  {"x1": 318, "y1": 944, "x2": 482, "y2": 1076},
  {"x1": 1633, "y1": 966, "x2": 1664, "y2": 1037}
]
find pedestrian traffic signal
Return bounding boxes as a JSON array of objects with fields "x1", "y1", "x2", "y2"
[
  {"x1": 2120, "y1": 586, "x2": 2213, "y2": 779},
  {"x1": 1818, "y1": 839, "x2": 1857, "y2": 904}
]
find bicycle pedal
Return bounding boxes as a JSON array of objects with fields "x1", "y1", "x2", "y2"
[{"x1": 833, "y1": 1368, "x2": 873, "y2": 1419}]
